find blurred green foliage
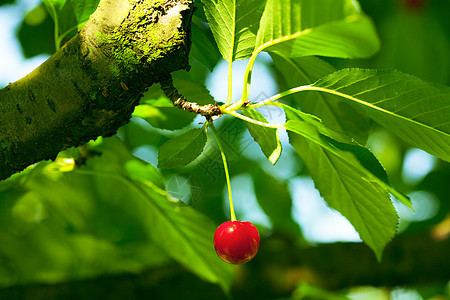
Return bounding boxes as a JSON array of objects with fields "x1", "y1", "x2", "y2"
[
  {"x1": 336, "y1": 0, "x2": 450, "y2": 85},
  {"x1": 1, "y1": 0, "x2": 449, "y2": 299},
  {"x1": 0, "y1": 0, "x2": 15, "y2": 7},
  {"x1": 18, "y1": 3, "x2": 55, "y2": 57}
]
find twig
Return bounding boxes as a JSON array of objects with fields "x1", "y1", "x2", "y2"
[{"x1": 160, "y1": 75, "x2": 222, "y2": 121}]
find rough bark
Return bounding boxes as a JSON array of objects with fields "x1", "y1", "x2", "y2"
[{"x1": 0, "y1": 0, "x2": 194, "y2": 181}]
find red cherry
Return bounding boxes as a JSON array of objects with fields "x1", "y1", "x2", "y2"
[{"x1": 213, "y1": 221, "x2": 260, "y2": 264}]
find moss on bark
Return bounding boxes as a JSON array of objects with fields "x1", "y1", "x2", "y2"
[{"x1": 0, "y1": 0, "x2": 194, "y2": 181}]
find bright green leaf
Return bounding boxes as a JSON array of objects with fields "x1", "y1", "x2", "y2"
[
  {"x1": 10, "y1": 172, "x2": 170, "y2": 284},
  {"x1": 134, "y1": 78, "x2": 215, "y2": 130},
  {"x1": 242, "y1": 109, "x2": 281, "y2": 164},
  {"x1": 43, "y1": 0, "x2": 99, "y2": 40},
  {"x1": 18, "y1": 3, "x2": 55, "y2": 57},
  {"x1": 201, "y1": 0, "x2": 266, "y2": 62},
  {"x1": 270, "y1": 53, "x2": 371, "y2": 144},
  {"x1": 124, "y1": 160, "x2": 165, "y2": 191},
  {"x1": 190, "y1": 17, "x2": 222, "y2": 71},
  {"x1": 12, "y1": 137, "x2": 235, "y2": 291},
  {"x1": 285, "y1": 119, "x2": 398, "y2": 260},
  {"x1": 158, "y1": 127, "x2": 208, "y2": 169},
  {"x1": 281, "y1": 103, "x2": 412, "y2": 210},
  {"x1": 90, "y1": 138, "x2": 234, "y2": 291},
  {"x1": 171, "y1": 78, "x2": 216, "y2": 106},
  {"x1": 130, "y1": 181, "x2": 234, "y2": 291},
  {"x1": 309, "y1": 69, "x2": 450, "y2": 162},
  {"x1": 255, "y1": 0, "x2": 379, "y2": 59},
  {"x1": 133, "y1": 97, "x2": 197, "y2": 130}
]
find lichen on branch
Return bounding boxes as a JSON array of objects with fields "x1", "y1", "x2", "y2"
[{"x1": 0, "y1": 0, "x2": 195, "y2": 181}]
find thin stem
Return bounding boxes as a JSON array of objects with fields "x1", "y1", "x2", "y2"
[
  {"x1": 226, "y1": 50, "x2": 259, "y2": 111},
  {"x1": 160, "y1": 75, "x2": 222, "y2": 118},
  {"x1": 208, "y1": 122, "x2": 236, "y2": 222},
  {"x1": 224, "y1": 60, "x2": 233, "y2": 106},
  {"x1": 47, "y1": 1, "x2": 60, "y2": 51},
  {"x1": 248, "y1": 85, "x2": 314, "y2": 109},
  {"x1": 224, "y1": 0, "x2": 236, "y2": 107},
  {"x1": 227, "y1": 28, "x2": 317, "y2": 111},
  {"x1": 222, "y1": 109, "x2": 285, "y2": 129},
  {"x1": 57, "y1": 21, "x2": 88, "y2": 48}
]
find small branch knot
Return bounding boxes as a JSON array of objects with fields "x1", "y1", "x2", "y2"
[{"x1": 160, "y1": 75, "x2": 222, "y2": 120}]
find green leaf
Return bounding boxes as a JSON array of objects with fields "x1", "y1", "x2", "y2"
[
  {"x1": 201, "y1": 0, "x2": 266, "y2": 62},
  {"x1": 172, "y1": 78, "x2": 216, "y2": 107},
  {"x1": 309, "y1": 69, "x2": 450, "y2": 162},
  {"x1": 158, "y1": 127, "x2": 208, "y2": 169},
  {"x1": 17, "y1": 3, "x2": 55, "y2": 57},
  {"x1": 375, "y1": 12, "x2": 449, "y2": 85},
  {"x1": 134, "y1": 78, "x2": 215, "y2": 130},
  {"x1": 190, "y1": 17, "x2": 222, "y2": 71},
  {"x1": 120, "y1": 157, "x2": 234, "y2": 291},
  {"x1": 255, "y1": 0, "x2": 379, "y2": 59},
  {"x1": 4, "y1": 163, "x2": 170, "y2": 285},
  {"x1": 12, "y1": 137, "x2": 234, "y2": 290},
  {"x1": 43, "y1": 0, "x2": 100, "y2": 39},
  {"x1": 242, "y1": 109, "x2": 281, "y2": 164},
  {"x1": 285, "y1": 119, "x2": 398, "y2": 260},
  {"x1": 124, "y1": 160, "x2": 165, "y2": 191},
  {"x1": 270, "y1": 53, "x2": 370, "y2": 144},
  {"x1": 281, "y1": 103, "x2": 412, "y2": 210},
  {"x1": 134, "y1": 182, "x2": 235, "y2": 291},
  {"x1": 133, "y1": 97, "x2": 197, "y2": 130},
  {"x1": 91, "y1": 138, "x2": 234, "y2": 290},
  {"x1": 253, "y1": 169, "x2": 302, "y2": 237}
]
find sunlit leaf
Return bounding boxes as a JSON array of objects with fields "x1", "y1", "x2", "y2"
[
  {"x1": 242, "y1": 109, "x2": 281, "y2": 164},
  {"x1": 281, "y1": 103, "x2": 411, "y2": 210},
  {"x1": 134, "y1": 78, "x2": 215, "y2": 130},
  {"x1": 309, "y1": 69, "x2": 450, "y2": 162},
  {"x1": 158, "y1": 127, "x2": 208, "y2": 169},
  {"x1": 133, "y1": 97, "x2": 197, "y2": 130},
  {"x1": 43, "y1": 0, "x2": 100, "y2": 39},
  {"x1": 270, "y1": 53, "x2": 370, "y2": 143},
  {"x1": 0, "y1": 137, "x2": 234, "y2": 290},
  {"x1": 201, "y1": 0, "x2": 266, "y2": 62},
  {"x1": 130, "y1": 179, "x2": 235, "y2": 291},
  {"x1": 90, "y1": 138, "x2": 234, "y2": 290},
  {"x1": 255, "y1": 0, "x2": 379, "y2": 59},
  {"x1": 285, "y1": 118, "x2": 398, "y2": 260},
  {"x1": 190, "y1": 18, "x2": 222, "y2": 71}
]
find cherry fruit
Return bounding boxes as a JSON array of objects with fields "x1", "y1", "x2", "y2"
[{"x1": 213, "y1": 221, "x2": 260, "y2": 264}]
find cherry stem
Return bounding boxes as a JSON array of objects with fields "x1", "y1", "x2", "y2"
[
  {"x1": 208, "y1": 122, "x2": 237, "y2": 222},
  {"x1": 224, "y1": 60, "x2": 233, "y2": 106}
]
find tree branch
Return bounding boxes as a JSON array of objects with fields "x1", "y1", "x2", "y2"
[
  {"x1": 160, "y1": 75, "x2": 222, "y2": 121},
  {"x1": 0, "y1": 0, "x2": 194, "y2": 181}
]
